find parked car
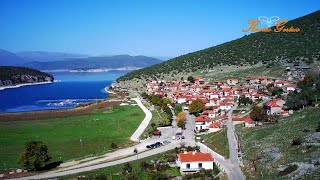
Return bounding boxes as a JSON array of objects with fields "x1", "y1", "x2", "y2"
[
  {"x1": 163, "y1": 140, "x2": 171, "y2": 145},
  {"x1": 146, "y1": 142, "x2": 162, "y2": 149},
  {"x1": 146, "y1": 144, "x2": 154, "y2": 149},
  {"x1": 181, "y1": 136, "x2": 185, "y2": 139},
  {"x1": 154, "y1": 142, "x2": 162, "y2": 147}
]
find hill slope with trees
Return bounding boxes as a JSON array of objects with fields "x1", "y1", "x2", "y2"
[
  {"x1": 0, "y1": 66, "x2": 54, "y2": 87},
  {"x1": 117, "y1": 10, "x2": 320, "y2": 82}
]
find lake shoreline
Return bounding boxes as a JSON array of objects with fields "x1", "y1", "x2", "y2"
[
  {"x1": 0, "y1": 91, "x2": 127, "y2": 121},
  {"x1": 0, "y1": 81, "x2": 54, "y2": 91}
]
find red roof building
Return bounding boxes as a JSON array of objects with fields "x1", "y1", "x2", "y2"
[
  {"x1": 195, "y1": 116, "x2": 212, "y2": 122},
  {"x1": 177, "y1": 152, "x2": 214, "y2": 163}
]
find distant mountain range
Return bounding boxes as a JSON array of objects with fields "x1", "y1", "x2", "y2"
[
  {"x1": 23, "y1": 55, "x2": 162, "y2": 71},
  {"x1": 16, "y1": 51, "x2": 89, "y2": 62},
  {"x1": 0, "y1": 49, "x2": 163, "y2": 71},
  {"x1": 0, "y1": 49, "x2": 27, "y2": 66}
]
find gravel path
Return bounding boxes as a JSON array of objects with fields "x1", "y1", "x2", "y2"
[{"x1": 130, "y1": 97, "x2": 152, "y2": 142}]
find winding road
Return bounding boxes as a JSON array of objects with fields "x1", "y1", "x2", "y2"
[
  {"x1": 14, "y1": 97, "x2": 181, "y2": 180},
  {"x1": 14, "y1": 97, "x2": 245, "y2": 180},
  {"x1": 130, "y1": 97, "x2": 152, "y2": 142}
]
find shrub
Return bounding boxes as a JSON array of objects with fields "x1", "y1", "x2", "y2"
[
  {"x1": 291, "y1": 138, "x2": 302, "y2": 146},
  {"x1": 279, "y1": 164, "x2": 298, "y2": 176},
  {"x1": 111, "y1": 142, "x2": 118, "y2": 149}
]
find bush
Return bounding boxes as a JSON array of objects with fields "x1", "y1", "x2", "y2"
[
  {"x1": 316, "y1": 122, "x2": 320, "y2": 132},
  {"x1": 111, "y1": 142, "x2": 118, "y2": 149},
  {"x1": 303, "y1": 129, "x2": 310, "y2": 132},
  {"x1": 291, "y1": 138, "x2": 302, "y2": 146},
  {"x1": 279, "y1": 164, "x2": 298, "y2": 176}
]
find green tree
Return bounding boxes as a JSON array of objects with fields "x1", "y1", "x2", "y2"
[
  {"x1": 150, "y1": 95, "x2": 161, "y2": 105},
  {"x1": 163, "y1": 97, "x2": 173, "y2": 106},
  {"x1": 177, "y1": 120, "x2": 186, "y2": 129},
  {"x1": 189, "y1": 99, "x2": 205, "y2": 114},
  {"x1": 141, "y1": 92, "x2": 148, "y2": 99},
  {"x1": 268, "y1": 87, "x2": 284, "y2": 96},
  {"x1": 187, "y1": 76, "x2": 195, "y2": 83},
  {"x1": 238, "y1": 95, "x2": 253, "y2": 106},
  {"x1": 18, "y1": 141, "x2": 51, "y2": 170},
  {"x1": 160, "y1": 116, "x2": 171, "y2": 126},
  {"x1": 250, "y1": 106, "x2": 267, "y2": 122},
  {"x1": 174, "y1": 104, "x2": 183, "y2": 115}
]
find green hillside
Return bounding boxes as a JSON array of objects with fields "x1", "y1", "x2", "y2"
[
  {"x1": 118, "y1": 10, "x2": 320, "y2": 81},
  {"x1": 0, "y1": 66, "x2": 53, "y2": 80},
  {"x1": 237, "y1": 108, "x2": 320, "y2": 179},
  {"x1": 0, "y1": 66, "x2": 54, "y2": 86}
]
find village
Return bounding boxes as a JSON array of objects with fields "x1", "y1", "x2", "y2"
[
  {"x1": 147, "y1": 74, "x2": 297, "y2": 129},
  {"x1": 137, "y1": 71, "x2": 303, "y2": 175}
]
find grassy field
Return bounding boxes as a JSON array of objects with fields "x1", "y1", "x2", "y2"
[
  {"x1": 236, "y1": 108, "x2": 320, "y2": 179},
  {"x1": 201, "y1": 129, "x2": 229, "y2": 158},
  {"x1": 0, "y1": 105, "x2": 144, "y2": 169},
  {"x1": 61, "y1": 150, "x2": 180, "y2": 179}
]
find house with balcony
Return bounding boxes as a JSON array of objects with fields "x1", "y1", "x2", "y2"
[{"x1": 176, "y1": 151, "x2": 215, "y2": 174}]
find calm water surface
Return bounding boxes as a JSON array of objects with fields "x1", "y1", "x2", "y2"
[{"x1": 0, "y1": 71, "x2": 129, "y2": 113}]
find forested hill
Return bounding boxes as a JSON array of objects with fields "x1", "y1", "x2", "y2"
[
  {"x1": 117, "y1": 10, "x2": 320, "y2": 81},
  {"x1": 0, "y1": 66, "x2": 54, "y2": 86}
]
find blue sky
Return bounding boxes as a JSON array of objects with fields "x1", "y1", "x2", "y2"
[{"x1": 0, "y1": 0, "x2": 319, "y2": 57}]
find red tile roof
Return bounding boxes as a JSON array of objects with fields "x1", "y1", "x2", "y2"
[
  {"x1": 203, "y1": 110, "x2": 215, "y2": 115},
  {"x1": 195, "y1": 116, "x2": 212, "y2": 122},
  {"x1": 232, "y1": 117, "x2": 253, "y2": 122},
  {"x1": 177, "y1": 152, "x2": 214, "y2": 162},
  {"x1": 265, "y1": 98, "x2": 283, "y2": 108},
  {"x1": 215, "y1": 115, "x2": 228, "y2": 121},
  {"x1": 209, "y1": 122, "x2": 220, "y2": 128}
]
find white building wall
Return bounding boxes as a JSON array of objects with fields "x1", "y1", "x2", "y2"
[{"x1": 180, "y1": 161, "x2": 214, "y2": 171}]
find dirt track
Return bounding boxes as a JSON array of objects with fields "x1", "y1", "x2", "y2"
[{"x1": 0, "y1": 93, "x2": 127, "y2": 121}]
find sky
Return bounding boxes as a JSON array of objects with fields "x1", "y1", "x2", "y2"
[{"x1": 0, "y1": 0, "x2": 319, "y2": 57}]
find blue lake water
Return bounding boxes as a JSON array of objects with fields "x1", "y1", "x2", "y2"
[{"x1": 0, "y1": 71, "x2": 129, "y2": 113}]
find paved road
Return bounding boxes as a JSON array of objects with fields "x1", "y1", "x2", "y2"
[
  {"x1": 14, "y1": 143, "x2": 180, "y2": 180},
  {"x1": 13, "y1": 100, "x2": 187, "y2": 179},
  {"x1": 186, "y1": 111, "x2": 244, "y2": 180},
  {"x1": 130, "y1": 97, "x2": 152, "y2": 142},
  {"x1": 226, "y1": 104, "x2": 245, "y2": 180}
]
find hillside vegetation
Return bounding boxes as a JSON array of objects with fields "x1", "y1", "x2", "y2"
[
  {"x1": 118, "y1": 10, "x2": 320, "y2": 82},
  {"x1": 0, "y1": 66, "x2": 52, "y2": 80},
  {"x1": 0, "y1": 66, "x2": 54, "y2": 86},
  {"x1": 237, "y1": 108, "x2": 320, "y2": 179}
]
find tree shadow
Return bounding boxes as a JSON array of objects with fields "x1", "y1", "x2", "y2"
[{"x1": 39, "y1": 161, "x2": 63, "y2": 171}]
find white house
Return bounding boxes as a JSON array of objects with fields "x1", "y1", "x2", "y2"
[
  {"x1": 219, "y1": 102, "x2": 234, "y2": 111},
  {"x1": 195, "y1": 116, "x2": 212, "y2": 131},
  {"x1": 177, "y1": 97, "x2": 187, "y2": 104},
  {"x1": 176, "y1": 151, "x2": 214, "y2": 173}
]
